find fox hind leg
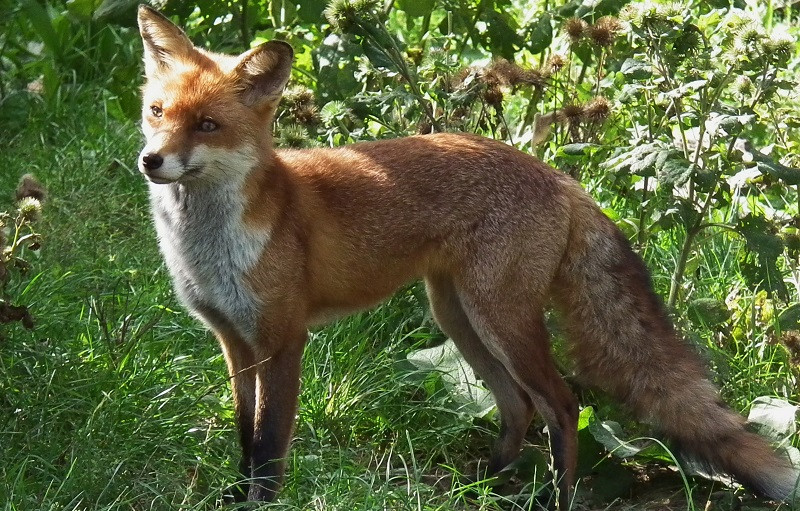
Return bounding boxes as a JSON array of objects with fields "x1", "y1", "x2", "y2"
[
  {"x1": 426, "y1": 275, "x2": 535, "y2": 478},
  {"x1": 456, "y1": 285, "x2": 579, "y2": 510}
]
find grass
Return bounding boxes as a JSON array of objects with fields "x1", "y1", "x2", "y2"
[{"x1": 1, "y1": 84, "x2": 797, "y2": 511}]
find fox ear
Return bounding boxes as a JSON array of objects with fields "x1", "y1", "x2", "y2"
[
  {"x1": 236, "y1": 41, "x2": 294, "y2": 106},
  {"x1": 137, "y1": 5, "x2": 194, "y2": 76}
]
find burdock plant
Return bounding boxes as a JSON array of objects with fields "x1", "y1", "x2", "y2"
[
  {"x1": 1, "y1": 174, "x2": 46, "y2": 333},
  {"x1": 324, "y1": 0, "x2": 442, "y2": 131}
]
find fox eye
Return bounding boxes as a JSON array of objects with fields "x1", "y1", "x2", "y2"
[
  {"x1": 199, "y1": 118, "x2": 218, "y2": 132},
  {"x1": 150, "y1": 105, "x2": 163, "y2": 118}
]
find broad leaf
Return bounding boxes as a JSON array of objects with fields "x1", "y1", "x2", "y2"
[
  {"x1": 604, "y1": 142, "x2": 692, "y2": 186},
  {"x1": 620, "y1": 58, "x2": 652, "y2": 81},
  {"x1": 560, "y1": 143, "x2": 597, "y2": 156},
  {"x1": 298, "y1": 0, "x2": 327, "y2": 22},
  {"x1": 737, "y1": 214, "x2": 783, "y2": 261},
  {"x1": 527, "y1": 13, "x2": 553, "y2": 55},
  {"x1": 396, "y1": 0, "x2": 436, "y2": 18},
  {"x1": 777, "y1": 304, "x2": 800, "y2": 332},
  {"x1": 407, "y1": 340, "x2": 495, "y2": 418},
  {"x1": 688, "y1": 298, "x2": 730, "y2": 327},
  {"x1": 486, "y1": 10, "x2": 522, "y2": 60},
  {"x1": 747, "y1": 397, "x2": 798, "y2": 441}
]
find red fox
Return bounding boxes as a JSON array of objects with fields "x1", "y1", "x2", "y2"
[{"x1": 136, "y1": 5, "x2": 798, "y2": 507}]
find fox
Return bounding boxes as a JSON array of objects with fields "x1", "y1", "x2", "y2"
[{"x1": 135, "y1": 5, "x2": 798, "y2": 508}]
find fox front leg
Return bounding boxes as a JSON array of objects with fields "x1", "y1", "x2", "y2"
[{"x1": 247, "y1": 337, "x2": 306, "y2": 502}]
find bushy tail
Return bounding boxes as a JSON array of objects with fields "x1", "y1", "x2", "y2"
[{"x1": 553, "y1": 189, "x2": 799, "y2": 502}]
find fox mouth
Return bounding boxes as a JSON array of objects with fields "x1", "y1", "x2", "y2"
[
  {"x1": 184, "y1": 165, "x2": 205, "y2": 179},
  {"x1": 145, "y1": 174, "x2": 176, "y2": 184},
  {"x1": 143, "y1": 165, "x2": 205, "y2": 185}
]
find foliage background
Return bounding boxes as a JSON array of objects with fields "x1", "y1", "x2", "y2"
[{"x1": 1, "y1": 0, "x2": 799, "y2": 509}]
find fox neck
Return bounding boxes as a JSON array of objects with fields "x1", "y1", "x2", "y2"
[{"x1": 148, "y1": 148, "x2": 276, "y2": 343}]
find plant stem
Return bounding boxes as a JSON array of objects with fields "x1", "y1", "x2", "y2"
[
  {"x1": 668, "y1": 227, "x2": 697, "y2": 309},
  {"x1": 240, "y1": 0, "x2": 250, "y2": 47}
]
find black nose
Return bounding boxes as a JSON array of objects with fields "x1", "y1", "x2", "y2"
[{"x1": 141, "y1": 153, "x2": 163, "y2": 170}]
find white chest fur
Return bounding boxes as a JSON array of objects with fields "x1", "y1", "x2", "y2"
[{"x1": 149, "y1": 180, "x2": 269, "y2": 343}]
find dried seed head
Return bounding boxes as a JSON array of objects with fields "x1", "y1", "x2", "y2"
[
  {"x1": 584, "y1": 96, "x2": 611, "y2": 122},
  {"x1": 674, "y1": 27, "x2": 703, "y2": 56},
  {"x1": 417, "y1": 119, "x2": 433, "y2": 135},
  {"x1": 547, "y1": 54, "x2": 566, "y2": 72},
  {"x1": 325, "y1": 0, "x2": 356, "y2": 31},
  {"x1": 283, "y1": 86, "x2": 315, "y2": 107},
  {"x1": 780, "y1": 331, "x2": 800, "y2": 365},
  {"x1": 16, "y1": 174, "x2": 46, "y2": 203},
  {"x1": 589, "y1": 16, "x2": 622, "y2": 48},
  {"x1": 485, "y1": 59, "x2": 518, "y2": 87},
  {"x1": 518, "y1": 68, "x2": 548, "y2": 87},
  {"x1": 485, "y1": 59, "x2": 547, "y2": 89},
  {"x1": 558, "y1": 104, "x2": 585, "y2": 124},
  {"x1": 740, "y1": 27, "x2": 762, "y2": 48},
  {"x1": 295, "y1": 105, "x2": 321, "y2": 126},
  {"x1": 564, "y1": 18, "x2": 587, "y2": 43},
  {"x1": 451, "y1": 67, "x2": 474, "y2": 89},
  {"x1": 483, "y1": 85, "x2": 504, "y2": 108}
]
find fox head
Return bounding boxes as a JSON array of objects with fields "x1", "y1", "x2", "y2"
[{"x1": 136, "y1": 5, "x2": 293, "y2": 185}]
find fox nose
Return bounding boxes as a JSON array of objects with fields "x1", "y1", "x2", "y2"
[{"x1": 141, "y1": 153, "x2": 164, "y2": 171}]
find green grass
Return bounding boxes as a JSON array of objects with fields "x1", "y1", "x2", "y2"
[{"x1": 1, "y1": 86, "x2": 797, "y2": 511}]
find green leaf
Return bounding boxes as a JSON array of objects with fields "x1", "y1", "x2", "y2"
[
  {"x1": 665, "y1": 79, "x2": 708, "y2": 99},
  {"x1": 527, "y1": 12, "x2": 552, "y2": 55},
  {"x1": 504, "y1": 446, "x2": 550, "y2": 484},
  {"x1": 587, "y1": 418, "x2": 643, "y2": 458},
  {"x1": 603, "y1": 142, "x2": 692, "y2": 185},
  {"x1": 19, "y1": 0, "x2": 61, "y2": 60},
  {"x1": 396, "y1": 0, "x2": 436, "y2": 18},
  {"x1": 630, "y1": 147, "x2": 660, "y2": 175},
  {"x1": 747, "y1": 397, "x2": 798, "y2": 441},
  {"x1": 777, "y1": 304, "x2": 800, "y2": 332},
  {"x1": 657, "y1": 157, "x2": 692, "y2": 186},
  {"x1": 620, "y1": 58, "x2": 652, "y2": 80},
  {"x1": 406, "y1": 340, "x2": 496, "y2": 418},
  {"x1": 590, "y1": 462, "x2": 636, "y2": 502},
  {"x1": 298, "y1": 0, "x2": 328, "y2": 22},
  {"x1": 560, "y1": 143, "x2": 596, "y2": 156},
  {"x1": 737, "y1": 214, "x2": 783, "y2": 261},
  {"x1": 65, "y1": 0, "x2": 103, "y2": 18},
  {"x1": 486, "y1": 10, "x2": 521, "y2": 60},
  {"x1": 687, "y1": 298, "x2": 730, "y2": 327},
  {"x1": 738, "y1": 214, "x2": 788, "y2": 300},
  {"x1": 756, "y1": 159, "x2": 800, "y2": 185},
  {"x1": 93, "y1": 0, "x2": 139, "y2": 24},
  {"x1": 360, "y1": 39, "x2": 395, "y2": 69},
  {"x1": 575, "y1": 0, "x2": 630, "y2": 19}
]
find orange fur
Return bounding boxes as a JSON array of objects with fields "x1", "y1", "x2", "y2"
[{"x1": 136, "y1": 6, "x2": 799, "y2": 507}]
